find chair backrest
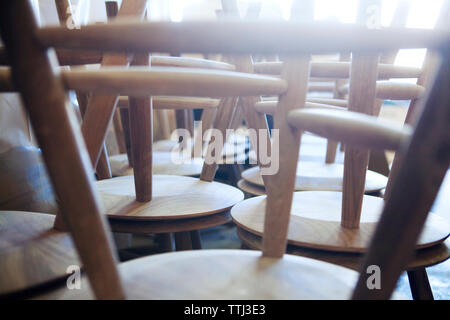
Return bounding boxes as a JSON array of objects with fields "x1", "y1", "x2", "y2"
[{"x1": 1, "y1": 0, "x2": 448, "y2": 300}]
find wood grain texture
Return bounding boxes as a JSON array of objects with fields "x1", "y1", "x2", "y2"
[
  {"x1": 0, "y1": 0, "x2": 124, "y2": 299},
  {"x1": 262, "y1": 56, "x2": 311, "y2": 258},
  {"x1": 341, "y1": 54, "x2": 379, "y2": 229},
  {"x1": 353, "y1": 54, "x2": 450, "y2": 300},
  {"x1": 254, "y1": 100, "x2": 345, "y2": 115},
  {"x1": 287, "y1": 108, "x2": 412, "y2": 151},
  {"x1": 339, "y1": 81, "x2": 426, "y2": 100},
  {"x1": 237, "y1": 227, "x2": 450, "y2": 272},
  {"x1": 128, "y1": 53, "x2": 152, "y2": 202},
  {"x1": 151, "y1": 56, "x2": 235, "y2": 71},
  {"x1": 35, "y1": 22, "x2": 449, "y2": 54},
  {"x1": 96, "y1": 175, "x2": 244, "y2": 220},
  {"x1": 63, "y1": 67, "x2": 287, "y2": 97},
  {"x1": 307, "y1": 97, "x2": 348, "y2": 107},
  {"x1": 118, "y1": 96, "x2": 220, "y2": 110},
  {"x1": 56, "y1": 1, "x2": 112, "y2": 181},
  {"x1": 237, "y1": 179, "x2": 266, "y2": 197},
  {"x1": 80, "y1": 0, "x2": 147, "y2": 169},
  {"x1": 254, "y1": 61, "x2": 422, "y2": 79},
  {"x1": 232, "y1": 192, "x2": 449, "y2": 252},
  {"x1": 241, "y1": 163, "x2": 387, "y2": 193},
  {"x1": 0, "y1": 211, "x2": 79, "y2": 297},
  {"x1": 108, "y1": 210, "x2": 232, "y2": 234},
  {"x1": 33, "y1": 250, "x2": 359, "y2": 300}
]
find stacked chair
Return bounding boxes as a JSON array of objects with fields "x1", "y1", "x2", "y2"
[
  {"x1": 238, "y1": 0, "x2": 423, "y2": 197},
  {"x1": 106, "y1": 2, "x2": 248, "y2": 181},
  {"x1": 0, "y1": 0, "x2": 449, "y2": 300}
]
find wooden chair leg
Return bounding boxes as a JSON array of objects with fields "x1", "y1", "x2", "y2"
[
  {"x1": 201, "y1": 97, "x2": 238, "y2": 181},
  {"x1": 129, "y1": 54, "x2": 152, "y2": 202},
  {"x1": 120, "y1": 108, "x2": 134, "y2": 167},
  {"x1": 190, "y1": 230, "x2": 202, "y2": 250},
  {"x1": 407, "y1": 268, "x2": 434, "y2": 300},
  {"x1": 325, "y1": 139, "x2": 338, "y2": 164},
  {"x1": 341, "y1": 53, "x2": 379, "y2": 229},
  {"x1": 0, "y1": 0, "x2": 125, "y2": 299},
  {"x1": 174, "y1": 232, "x2": 193, "y2": 251},
  {"x1": 96, "y1": 145, "x2": 112, "y2": 179},
  {"x1": 112, "y1": 110, "x2": 127, "y2": 154},
  {"x1": 368, "y1": 150, "x2": 390, "y2": 177}
]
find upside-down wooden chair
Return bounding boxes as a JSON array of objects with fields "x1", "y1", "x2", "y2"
[
  {"x1": 237, "y1": 0, "x2": 419, "y2": 197},
  {"x1": 232, "y1": 21, "x2": 449, "y2": 303},
  {"x1": 55, "y1": 0, "x2": 248, "y2": 252},
  {"x1": 246, "y1": 0, "x2": 341, "y2": 168},
  {"x1": 2, "y1": 0, "x2": 450, "y2": 300},
  {"x1": 54, "y1": 0, "x2": 113, "y2": 181},
  {"x1": 240, "y1": 59, "x2": 428, "y2": 196},
  {"x1": 234, "y1": 66, "x2": 448, "y2": 297},
  {"x1": 0, "y1": 0, "x2": 95, "y2": 296},
  {"x1": 332, "y1": 0, "x2": 448, "y2": 177},
  {"x1": 103, "y1": 1, "x2": 247, "y2": 181}
]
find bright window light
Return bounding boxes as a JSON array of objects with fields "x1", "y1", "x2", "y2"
[{"x1": 314, "y1": 0, "x2": 358, "y2": 23}]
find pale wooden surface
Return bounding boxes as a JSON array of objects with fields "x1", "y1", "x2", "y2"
[
  {"x1": 118, "y1": 96, "x2": 220, "y2": 110},
  {"x1": 128, "y1": 53, "x2": 152, "y2": 202},
  {"x1": 108, "y1": 210, "x2": 232, "y2": 234},
  {"x1": 341, "y1": 54, "x2": 379, "y2": 229},
  {"x1": 36, "y1": 21, "x2": 447, "y2": 54},
  {"x1": 287, "y1": 108, "x2": 412, "y2": 151},
  {"x1": 0, "y1": 211, "x2": 79, "y2": 296},
  {"x1": 254, "y1": 100, "x2": 345, "y2": 115},
  {"x1": 80, "y1": 0, "x2": 147, "y2": 172},
  {"x1": 0, "y1": 0, "x2": 125, "y2": 299},
  {"x1": 237, "y1": 179, "x2": 266, "y2": 196},
  {"x1": 254, "y1": 61, "x2": 422, "y2": 79},
  {"x1": 339, "y1": 81, "x2": 426, "y2": 100},
  {"x1": 151, "y1": 56, "x2": 235, "y2": 71},
  {"x1": 62, "y1": 67, "x2": 287, "y2": 97},
  {"x1": 241, "y1": 163, "x2": 387, "y2": 192},
  {"x1": 96, "y1": 175, "x2": 243, "y2": 220},
  {"x1": 237, "y1": 227, "x2": 450, "y2": 272},
  {"x1": 34, "y1": 250, "x2": 358, "y2": 300},
  {"x1": 231, "y1": 191, "x2": 449, "y2": 252}
]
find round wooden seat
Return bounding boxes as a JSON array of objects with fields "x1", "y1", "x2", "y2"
[
  {"x1": 231, "y1": 191, "x2": 450, "y2": 252},
  {"x1": 242, "y1": 162, "x2": 388, "y2": 192},
  {"x1": 0, "y1": 211, "x2": 79, "y2": 297},
  {"x1": 237, "y1": 179, "x2": 266, "y2": 196},
  {"x1": 35, "y1": 250, "x2": 359, "y2": 299},
  {"x1": 109, "y1": 152, "x2": 205, "y2": 177},
  {"x1": 96, "y1": 175, "x2": 244, "y2": 221},
  {"x1": 237, "y1": 227, "x2": 450, "y2": 272}
]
